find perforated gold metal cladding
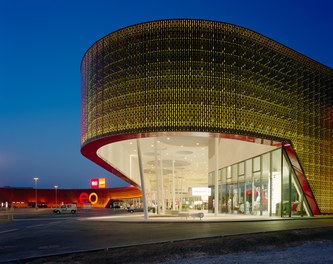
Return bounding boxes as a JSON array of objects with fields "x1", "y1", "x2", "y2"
[{"x1": 81, "y1": 19, "x2": 333, "y2": 213}]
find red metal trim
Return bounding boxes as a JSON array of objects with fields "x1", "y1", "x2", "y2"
[
  {"x1": 81, "y1": 132, "x2": 285, "y2": 190},
  {"x1": 283, "y1": 144, "x2": 320, "y2": 215},
  {"x1": 81, "y1": 138, "x2": 139, "y2": 188}
]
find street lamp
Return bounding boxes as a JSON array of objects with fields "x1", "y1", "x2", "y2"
[
  {"x1": 54, "y1": 185, "x2": 58, "y2": 207},
  {"x1": 33, "y1": 177, "x2": 39, "y2": 209}
]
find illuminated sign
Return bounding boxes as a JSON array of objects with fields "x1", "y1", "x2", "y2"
[
  {"x1": 192, "y1": 187, "x2": 211, "y2": 196},
  {"x1": 90, "y1": 178, "x2": 99, "y2": 189},
  {"x1": 90, "y1": 178, "x2": 106, "y2": 188},
  {"x1": 79, "y1": 192, "x2": 98, "y2": 204},
  {"x1": 99, "y1": 178, "x2": 106, "y2": 188}
]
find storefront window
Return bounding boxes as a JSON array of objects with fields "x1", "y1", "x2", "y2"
[
  {"x1": 245, "y1": 181, "x2": 252, "y2": 214},
  {"x1": 245, "y1": 159, "x2": 252, "y2": 214},
  {"x1": 237, "y1": 181, "x2": 245, "y2": 214},
  {"x1": 253, "y1": 171, "x2": 261, "y2": 215},
  {"x1": 271, "y1": 149, "x2": 282, "y2": 216},
  {"x1": 253, "y1": 156, "x2": 260, "y2": 172},
  {"x1": 212, "y1": 146, "x2": 311, "y2": 217},
  {"x1": 218, "y1": 169, "x2": 223, "y2": 213},
  {"x1": 261, "y1": 153, "x2": 270, "y2": 215},
  {"x1": 221, "y1": 168, "x2": 227, "y2": 213},
  {"x1": 208, "y1": 171, "x2": 215, "y2": 213},
  {"x1": 282, "y1": 155, "x2": 291, "y2": 217}
]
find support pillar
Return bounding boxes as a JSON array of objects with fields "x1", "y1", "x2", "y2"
[
  {"x1": 136, "y1": 139, "x2": 148, "y2": 220},
  {"x1": 172, "y1": 159, "x2": 176, "y2": 211}
]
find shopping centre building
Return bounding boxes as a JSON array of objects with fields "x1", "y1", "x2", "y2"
[
  {"x1": 80, "y1": 19, "x2": 333, "y2": 218},
  {"x1": 0, "y1": 186, "x2": 141, "y2": 209},
  {"x1": 0, "y1": 186, "x2": 142, "y2": 209}
]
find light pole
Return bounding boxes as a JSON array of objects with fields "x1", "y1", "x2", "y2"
[
  {"x1": 33, "y1": 177, "x2": 39, "y2": 209},
  {"x1": 54, "y1": 185, "x2": 58, "y2": 207}
]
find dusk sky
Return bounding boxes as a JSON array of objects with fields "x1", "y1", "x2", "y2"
[{"x1": 1, "y1": 0, "x2": 332, "y2": 189}]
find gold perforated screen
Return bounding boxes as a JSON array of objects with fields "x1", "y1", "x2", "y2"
[{"x1": 81, "y1": 19, "x2": 333, "y2": 213}]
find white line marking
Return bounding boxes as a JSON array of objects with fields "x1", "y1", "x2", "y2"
[{"x1": 0, "y1": 229, "x2": 18, "y2": 234}]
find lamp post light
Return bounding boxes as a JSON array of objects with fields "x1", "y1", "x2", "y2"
[
  {"x1": 33, "y1": 177, "x2": 39, "y2": 209},
  {"x1": 54, "y1": 185, "x2": 58, "y2": 207}
]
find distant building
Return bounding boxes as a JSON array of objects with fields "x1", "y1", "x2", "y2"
[
  {"x1": 81, "y1": 19, "x2": 333, "y2": 217},
  {"x1": 0, "y1": 186, "x2": 141, "y2": 208}
]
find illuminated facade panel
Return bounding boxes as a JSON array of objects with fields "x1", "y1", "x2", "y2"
[{"x1": 81, "y1": 19, "x2": 333, "y2": 215}]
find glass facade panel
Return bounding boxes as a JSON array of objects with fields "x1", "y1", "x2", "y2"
[
  {"x1": 245, "y1": 159, "x2": 252, "y2": 180},
  {"x1": 271, "y1": 149, "x2": 282, "y2": 216},
  {"x1": 253, "y1": 172, "x2": 261, "y2": 215},
  {"x1": 238, "y1": 181, "x2": 245, "y2": 214},
  {"x1": 291, "y1": 175, "x2": 302, "y2": 216},
  {"x1": 261, "y1": 153, "x2": 270, "y2": 215},
  {"x1": 227, "y1": 184, "x2": 236, "y2": 213},
  {"x1": 218, "y1": 169, "x2": 223, "y2": 214},
  {"x1": 245, "y1": 180, "x2": 252, "y2": 214},
  {"x1": 283, "y1": 150, "x2": 311, "y2": 217},
  {"x1": 238, "y1": 162, "x2": 245, "y2": 175},
  {"x1": 221, "y1": 168, "x2": 227, "y2": 213},
  {"x1": 215, "y1": 147, "x2": 309, "y2": 217},
  {"x1": 282, "y1": 155, "x2": 291, "y2": 217},
  {"x1": 232, "y1": 164, "x2": 238, "y2": 183},
  {"x1": 208, "y1": 171, "x2": 215, "y2": 213},
  {"x1": 227, "y1": 166, "x2": 232, "y2": 182},
  {"x1": 253, "y1": 157, "x2": 260, "y2": 172}
]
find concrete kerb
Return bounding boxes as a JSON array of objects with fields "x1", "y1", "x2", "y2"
[{"x1": 77, "y1": 213, "x2": 328, "y2": 224}]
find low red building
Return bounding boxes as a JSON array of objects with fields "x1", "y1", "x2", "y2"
[{"x1": 0, "y1": 186, "x2": 142, "y2": 208}]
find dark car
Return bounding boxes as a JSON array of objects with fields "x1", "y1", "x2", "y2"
[
  {"x1": 127, "y1": 207, "x2": 155, "y2": 213},
  {"x1": 127, "y1": 207, "x2": 144, "y2": 213}
]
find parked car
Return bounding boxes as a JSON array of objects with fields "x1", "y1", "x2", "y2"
[
  {"x1": 127, "y1": 206, "x2": 155, "y2": 213},
  {"x1": 127, "y1": 207, "x2": 143, "y2": 213},
  {"x1": 53, "y1": 204, "x2": 77, "y2": 214}
]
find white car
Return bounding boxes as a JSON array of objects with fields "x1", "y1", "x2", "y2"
[{"x1": 53, "y1": 204, "x2": 77, "y2": 214}]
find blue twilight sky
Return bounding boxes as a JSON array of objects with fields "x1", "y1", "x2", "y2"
[{"x1": 0, "y1": 0, "x2": 332, "y2": 189}]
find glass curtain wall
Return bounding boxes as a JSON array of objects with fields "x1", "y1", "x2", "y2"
[
  {"x1": 281, "y1": 149, "x2": 310, "y2": 217},
  {"x1": 217, "y1": 147, "x2": 311, "y2": 217},
  {"x1": 123, "y1": 139, "x2": 311, "y2": 218}
]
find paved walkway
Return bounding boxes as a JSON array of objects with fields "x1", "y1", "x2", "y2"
[{"x1": 79, "y1": 212, "x2": 322, "y2": 223}]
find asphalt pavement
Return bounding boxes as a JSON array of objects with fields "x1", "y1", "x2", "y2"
[{"x1": 1, "y1": 208, "x2": 333, "y2": 263}]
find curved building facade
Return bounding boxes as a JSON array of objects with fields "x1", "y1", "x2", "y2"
[{"x1": 81, "y1": 19, "x2": 333, "y2": 217}]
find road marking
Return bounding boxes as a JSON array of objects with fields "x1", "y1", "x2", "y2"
[
  {"x1": 26, "y1": 224, "x2": 45, "y2": 228},
  {"x1": 26, "y1": 220, "x2": 70, "y2": 229},
  {"x1": 38, "y1": 244, "x2": 60, "y2": 250},
  {"x1": 13, "y1": 217, "x2": 70, "y2": 221},
  {"x1": 0, "y1": 229, "x2": 18, "y2": 234},
  {"x1": 77, "y1": 215, "x2": 137, "y2": 221}
]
